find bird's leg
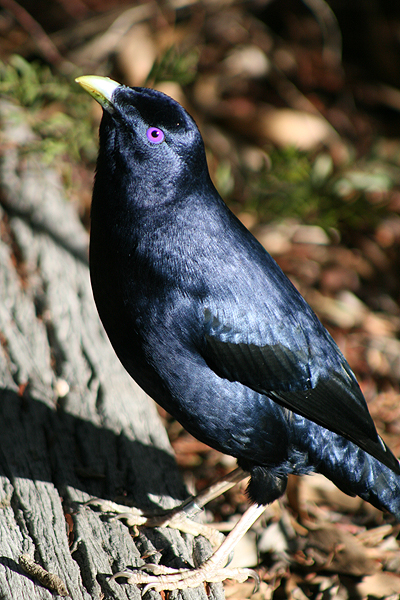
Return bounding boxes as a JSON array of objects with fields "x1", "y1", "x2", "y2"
[
  {"x1": 151, "y1": 467, "x2": 248, "y2": 545},
  {"x1": 86, "y1": 467, "x2": 248, "y2": 546},
  {"x1": 172, "y1": 467, "x2": 248, "y2": 517},
  {"x1": 112, "y1": 502, "x2": 266, "y2": 591}
]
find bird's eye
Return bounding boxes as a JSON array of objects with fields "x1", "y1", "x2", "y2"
[{"x1": 146, "y1": 127, "x2": 165, "y2": 144}]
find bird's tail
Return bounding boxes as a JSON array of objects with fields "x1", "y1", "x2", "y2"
[{"x1": 298, "y1": 421, "x2": 400, "y2": 520}]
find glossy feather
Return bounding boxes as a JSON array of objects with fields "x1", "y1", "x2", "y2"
[{"x1": 82, "y1": 79, "x2": 400, "y2": 517}]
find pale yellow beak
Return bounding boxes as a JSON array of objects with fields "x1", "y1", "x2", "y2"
[{"x1": 75, "y1": 75, "x2": 121, "y2": 108}]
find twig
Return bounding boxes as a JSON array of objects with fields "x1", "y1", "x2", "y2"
[
  {"x1": 0, "y1": 0, "x2": 74, "y2": 72},
  {"x1": 19, "y1": 554, "x2": 69, "y2": 596},
  {"x1": 68, "y1": 2, "x2": 156, "y2": 69},
  {"x1": 302, "y1": 0, "x2": 342, "y2": 65}
]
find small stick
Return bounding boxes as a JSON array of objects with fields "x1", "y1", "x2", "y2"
[{"x1": 19, "y1": 554, "x2": 69, "y2": 596}]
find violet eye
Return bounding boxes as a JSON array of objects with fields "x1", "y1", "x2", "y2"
[{"x1": 146, "y1": 127, "x2": 164, "y2": 144}]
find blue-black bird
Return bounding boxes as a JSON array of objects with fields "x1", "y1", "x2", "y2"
[{"x1": 76, "y1": 75, "x2": 400, "y2": 591}]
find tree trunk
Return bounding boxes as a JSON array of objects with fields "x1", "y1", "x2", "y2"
[{"x1": 0, "y1": 100, "x2": 223, "y2": 600}]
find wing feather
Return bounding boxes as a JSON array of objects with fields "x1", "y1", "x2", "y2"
[{"x1": 203, "y1": 309, "x2": 400, "y2": 475}]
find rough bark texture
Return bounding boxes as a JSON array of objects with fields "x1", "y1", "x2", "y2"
[{"x1": 0, "y1": 101, "x2": 224, "y2": 600}]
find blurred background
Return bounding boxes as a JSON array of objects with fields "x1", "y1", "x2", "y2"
[{"x1": 2, "y1": 0, "x2": 400, "y2": 598}]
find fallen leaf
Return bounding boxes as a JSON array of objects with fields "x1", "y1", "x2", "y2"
[
  {"x1": 356, "y1": 572, "x2": 400, "y2": 598},
  {"x1": 298, "y1": 524, "x2": 379, "y2": 576}
]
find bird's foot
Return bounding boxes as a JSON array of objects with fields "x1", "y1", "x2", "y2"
[
  {"x1": 112, "y1": 560, "x2": 259, "y2": 592},
  {"x1": 85, "y1": 469, "x2": 247, "y2": 548},
  {"x1": 103, "y1": 502, "x2": 265, "y2": 592},
  {"x1": 159, "y1": 512, "x2": 226, "y2": 546},
  {"x1": 86, "y1": 498, "x2": 147, "y2": 525},
  {"x1": 85, "y1": 498, "x2": 225, "y2": 546},
  {"x1": 110, "y1": 503, "x2": 267, "y2": 592}
]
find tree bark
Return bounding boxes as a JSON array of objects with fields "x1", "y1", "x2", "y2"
[{"x1": 0, "y1": 100, "x2": 223, "y2": 600}]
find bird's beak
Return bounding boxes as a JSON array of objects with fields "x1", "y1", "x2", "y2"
[{"x1": 75, "y1": 75, "x2": 121, "y2": 110}]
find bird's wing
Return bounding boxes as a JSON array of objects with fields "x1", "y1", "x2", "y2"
[{"x1": 202, "y1": 307, "x2": 400, "y2": 474}]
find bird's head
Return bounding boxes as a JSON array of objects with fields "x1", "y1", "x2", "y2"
[{"x1": 76, "y1": 76, "x2": 209, "y2": 204}]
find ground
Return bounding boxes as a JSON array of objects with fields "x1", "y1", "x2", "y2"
[{"x1": 1, "y1": 1, "x2": 400, "y2": 598}]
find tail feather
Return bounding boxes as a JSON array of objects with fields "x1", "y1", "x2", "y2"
[
  {"x1": 297, "y1": 418, "x2": 400, "y2": 520},
  {"x1": 360, "y1": 460, "x2": 400, "y2": 519},
  {"x1": 322, "y1": 450, "x2": 400, "y2": 519}
]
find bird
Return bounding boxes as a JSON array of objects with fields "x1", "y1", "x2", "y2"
[{"x1": 76, "y1": 74, "x2": 400, "y2": 591}]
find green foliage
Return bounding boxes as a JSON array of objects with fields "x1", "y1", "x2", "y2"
[
  {"x1": 147, "y1": 47, "x2": 199, "y2": 86},
  {"x1": 0, "y1": 55, "x2": 68, "y2": 106},
  {"x1": 1, "y1": 55, "x2": 398, "y2": 240},
  {"x1": 239, "y1": 147, "x2": 399, "y2": 235},
  {"x1": 0, "y1": 55, "x2": 98, "y2": 164},
  {"x1": 214, "y1": 159, "x2": 235, "y2": 198}
]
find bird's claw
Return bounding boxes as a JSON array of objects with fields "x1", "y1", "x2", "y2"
[
  {"x1": 85, "y1": 497, "x2": 225, "y2": 546},
  {"x1": 111, "y1": 563, "x2": 260, "y2": 592}
]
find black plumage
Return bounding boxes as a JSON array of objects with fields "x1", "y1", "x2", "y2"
[{"x1": 76, "y1": 75, "x2": 400, "y2": 589}]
